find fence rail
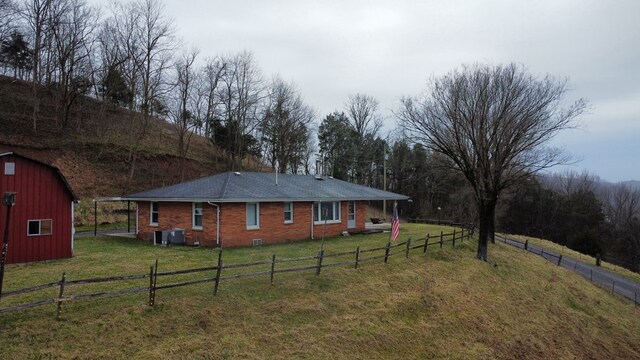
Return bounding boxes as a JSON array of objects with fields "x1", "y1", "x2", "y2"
[
  {"x1": 496, "y1": 234, "x2": 639, "y2": 306},
  {"x1": 0, "y1": 228, "x2": 472, "y2": 319}
]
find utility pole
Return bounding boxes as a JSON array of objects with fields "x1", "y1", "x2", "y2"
[
  {"x1": 382, "y1": 144, "x2": 387, "y2": 221},
  {"x1": 0, "y1": 192, "x2": 17, "y2": 300}
]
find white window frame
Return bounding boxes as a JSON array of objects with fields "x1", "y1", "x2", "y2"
[
  {"x1": 150, "y1": 202, "x2": 159, "y2": 226},
  {"x1": 284, "y1": 202, "x2": 294, "y2": 224},
  {"x1": 192, "y1": 202, "x2": 203, "y2": 230},
  {"x1": 246, "y1": 202, "x2": 260, "y2": 230},
  {"x1": 313, "y1": 201, "x2": 341, "y2": 225},
  {"x1": 27, "y1": 219, "x2": 52, "y2": 236}
]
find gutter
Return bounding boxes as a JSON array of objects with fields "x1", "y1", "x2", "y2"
[{"x1": 207, "y1": 202, "x2": 221, "y2": 246}]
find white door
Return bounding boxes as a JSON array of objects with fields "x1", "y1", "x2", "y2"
[{"x1": 347, "y1": 201, "x2": 356, "y2": 229}]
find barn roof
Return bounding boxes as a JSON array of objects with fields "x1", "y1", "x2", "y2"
[
  {"x1": 0, "y1": 152, "x2": 79, "y2": 202},
  {"x1": 123, "y1": 172, "x2": 409, "y2": 203}
]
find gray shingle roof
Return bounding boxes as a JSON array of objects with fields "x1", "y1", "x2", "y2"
[{"x1": 123, "y1": 172, "x2": 408, "y2": 202}]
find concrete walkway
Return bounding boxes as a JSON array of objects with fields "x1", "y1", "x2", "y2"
[{"x1": 496, "y1": 234, "x2": 640, "y2": 304}]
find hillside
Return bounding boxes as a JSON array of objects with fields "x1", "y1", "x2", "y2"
[
  {"x1": 0, "y1": 224, "x2": 639, "y2": 359},
  {"x1": 0, "y1": 75, "x2": 264, "y2": 199}
]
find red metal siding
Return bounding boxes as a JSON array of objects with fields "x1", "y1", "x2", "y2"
[{"x1": 0, "y1": 155, "x2": 74, "y2": 264}]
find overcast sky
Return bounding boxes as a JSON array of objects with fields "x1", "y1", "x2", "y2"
[{"x1": 161, "y1": 0, "x2": 639, "y2": 182}]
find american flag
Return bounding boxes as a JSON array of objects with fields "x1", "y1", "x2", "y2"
[{"x1": 390, "y1": 202, "x2": 400, "y2": 242}]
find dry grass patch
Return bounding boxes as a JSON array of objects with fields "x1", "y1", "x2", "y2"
[{"x1": 0, "y1": 224, "x2": 639, "y2": 359}]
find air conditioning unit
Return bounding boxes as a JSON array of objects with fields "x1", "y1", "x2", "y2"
[{"x1": 154, "y1": 229, "x2": 186, "y2": 245}]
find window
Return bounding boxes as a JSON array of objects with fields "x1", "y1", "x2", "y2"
[
  {"x1": 27, "y1": 219, "x2": 52, "y2": 236},
  {"x1": 4, "y1": 162, "x2": 15, "y2": 175},
  {"x1": 246, "y1": 203, "x2": 260, "y2": 230},
  {"x1": 150, "y1": 202, "x2": 159, "y2": 225},
  {"x1": 284, "y1": 202, "x2": 293, "y2": 224},
  {"x1": 313, "y1": 201, "x2": 341, "y2": 224},
  {"x1": 193, "y1": 202, "x2": 203, "y2": 229}
]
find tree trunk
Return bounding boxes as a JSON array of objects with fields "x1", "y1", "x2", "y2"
[{"x1": 477, "y1": 198, "x2": 497, "y2": 261}]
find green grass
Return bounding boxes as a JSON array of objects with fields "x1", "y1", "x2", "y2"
[
  {"x1": 1, "y1": 224, "x2": 639, "y2": 359},
  {"x1": 504, "y1": 233, "x2": 640, "y2": 284}
]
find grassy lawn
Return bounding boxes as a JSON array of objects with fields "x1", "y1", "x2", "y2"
[
  {"x1": 1, "y1": 223, "x2": 639, "y2": 359},
  {"x1": 503, "y1": 233, "x2": 640, "y2": 284}
]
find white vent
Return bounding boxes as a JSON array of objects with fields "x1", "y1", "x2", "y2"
[
  {"x1": 234, "y1": 172, "x2": 241, "y2": 175},
  {"x1": 252, "y1": 238, "x2": 262, "y2": 246}
]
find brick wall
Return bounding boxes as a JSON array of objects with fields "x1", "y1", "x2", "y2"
[{"x1": 137, "y1": 200, "x2": 367, "y2": 248}]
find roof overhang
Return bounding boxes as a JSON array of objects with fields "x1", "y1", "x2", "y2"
[{"x1": 120, "y1": 196, "x2": 410, "y2": 203}]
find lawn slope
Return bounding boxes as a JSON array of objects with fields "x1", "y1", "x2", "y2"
[{"x1": 0, "y1": 224, "x2": 639, "y2": 359}]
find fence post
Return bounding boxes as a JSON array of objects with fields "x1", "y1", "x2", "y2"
[
  {"x1": 423, "y1": 233, "x2": 429, "y2": 253},
  {"x1": 270, "y1": 254, "x2": 276, "y2": 286},
  {"x1": 316, "y1": 249, "x2": 324, "y2": 275},
  {"x1": 384, "y1": 241, "x2": 391, "y2": 263},
  {"x1": 56, "y1": 272, "x2": 66, "y2": 321},
  {"x1": 596, "y1": 253, "x2": 601, "y2": 267},
  {"x1": 440, "y1": 231, "x2": 443, "y2": 248},
  {"x1": 460, "y1": 228, "x2": 464, "y2": 241},
  {"x1": 405, "y1": 237, "x2": 411, "y2": 258},
  {"x1": 214, "y1": 250, "x2": 223, "y2": 296},
  {"x1": 452, "y1": 229, "x2": 456, "y2": 247},
  {"x1": 524, "y1": 240, "x2": 528, "y2": 251},
  {"x1": 148, "y1": 265, "x2": 155, "y2": 306},
  {"x1": 557, "y1": 255, "x2": 562, "y2": 266},
  {"x1": 151, "y1": 259, "x2": 158, "y2": 305},
  {"x1": 355, "y1": 246, "x2": 360, "y2": 269}
]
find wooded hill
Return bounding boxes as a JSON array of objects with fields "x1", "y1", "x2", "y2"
[{"x1": 0, "y1": 75, "x2": 263, "y2": 199}]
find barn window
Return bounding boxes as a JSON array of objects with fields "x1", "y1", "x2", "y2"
[
  {"x1": 193, "y1": 202, "x2": 203, "y2": 229},
  {"x1": 27, "y1": 219, "x2": 52, "y2": 236},
  {"x1": 150, "y1": 202, "x2": 159, "y2": 225},
  {"x1": 4, "y1": 162, "x2": 15, "y2": 175},
  {"x1": 284, "y1": 202, "x2": 293, "y2": 224},
  {"x1": 246, "y1": 203, "x2": 260, "y2": 230}
]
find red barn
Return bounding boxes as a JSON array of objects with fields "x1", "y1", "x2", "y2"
[{"x1": 0, "y1": 152, "x2": 78, "y2": 263}]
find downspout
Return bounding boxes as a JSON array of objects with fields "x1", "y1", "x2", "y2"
[
  {"x1": 207, "y1": 202, "x2": 220, "y2": 246},
  {"x1": 310, "y1": 203, "x2": 314, "y2": 239},
  {"x1": 135, "y1": 202, "x2": 139, "y2": 236}
]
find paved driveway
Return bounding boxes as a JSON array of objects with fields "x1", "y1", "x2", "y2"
[{"x1": 496, "y1": 234, "x2": 640, "y2": 304}]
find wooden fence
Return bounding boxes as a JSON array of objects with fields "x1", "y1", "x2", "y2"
[
  {"x1": 0, "y1": 229, "x2": 471, "y2": 319},
  {"x1": 496, "y1": 234, "x2": 640, "y2": 307}
]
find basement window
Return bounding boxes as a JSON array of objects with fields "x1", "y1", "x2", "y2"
[{"x1": 27, "y1": 219, "x2": 52, "y2": 236}]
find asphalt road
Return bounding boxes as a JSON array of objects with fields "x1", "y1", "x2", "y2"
[{"x1": 496, "y1": 234, "x2": 640, "y2": 304}]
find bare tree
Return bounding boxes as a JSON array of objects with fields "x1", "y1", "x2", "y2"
[
  {"x1": 214, "y1": 50, "x2": 264, "y2": 170},
  {"x1": 259, "y1": 77, "x2": 315, "y2": 173},
  {"x1": 398, "y1": 63, "x2": 586, "y2": 261},
  {"x1": 346, "y1": 93, "x2": 382, "y2": 137},
  {"x1": 345, "y1": 93, "x2": 383, "y2": 183},
  {"x1": 18, "y1": 0, "x2": 54, "y2": 132},
  {"x1": 49, "y1": 0, "x2": 98, "y2": 129},
  {"x1": 106, "y1": 0, "x2": 175, "y2": 181},
  {"x1": 0, "y1": 0, "x2": 15, "y2": 43},
  {"x1": 168, "y1": 48, "x2": 198, "y2": 181}
]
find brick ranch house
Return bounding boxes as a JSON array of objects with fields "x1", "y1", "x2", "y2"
[{"x1": 123, "y1": 171, "x2": 408, "y2": 248}]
